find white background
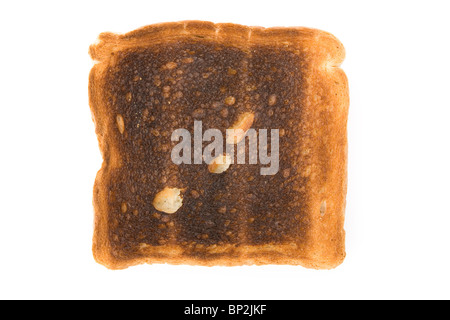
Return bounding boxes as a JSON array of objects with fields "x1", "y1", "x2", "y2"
[{"x1": 0, "y1": 0, "x2": 449, "y2": 300}]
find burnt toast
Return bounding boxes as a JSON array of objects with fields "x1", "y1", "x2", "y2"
[{"x1": 89, "y1": 21, "x2": 349, "y2": 269}]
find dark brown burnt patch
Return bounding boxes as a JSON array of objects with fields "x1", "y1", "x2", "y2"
[{"x1": 102, "y1": 39, "x2": 310, "y2": 259}]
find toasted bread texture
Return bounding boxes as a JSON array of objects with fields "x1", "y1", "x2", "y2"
[{"x1": 89, "y1": 21, "x2": 349, "y2": 270}]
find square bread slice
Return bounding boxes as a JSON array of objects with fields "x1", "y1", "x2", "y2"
[{"x1": 89, "y1": 21, "x2": 349, "y2": 270}]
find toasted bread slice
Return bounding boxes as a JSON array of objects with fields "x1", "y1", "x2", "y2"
[{"x1": 89, "y1": 21, "x2": 349, "y2": 270}]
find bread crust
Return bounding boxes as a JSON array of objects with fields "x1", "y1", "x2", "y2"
[{"x1": 89, "y1": 21, "x2": 348, "y2": 270}]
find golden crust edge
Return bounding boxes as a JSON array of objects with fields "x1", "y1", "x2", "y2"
[
  {"x1": 302, "y1": 31, "x2": 348, "y2": 267},
  {"x1": 89, "y1": 20, "x2": 342, "y2": 62},
  {"x1": 94, "y1": 243, "x2": 344, "y2": 270}
]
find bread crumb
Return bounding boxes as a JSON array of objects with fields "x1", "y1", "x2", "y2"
[
  {"x1": 121, "y1": 202, "x2": 127, "y2": 213},
  {"x1": 164, "y1": 62, "x2": 177, "y2": 69},
  {"x1": 224, "y1": 96, "x2": 236, "y2": 105},
  {"x1": 116, "y1": 115, "x2": 125, "y2": 134},
  {"x1": 268, "y1": 94, "x2": 277, "y2": 106}
]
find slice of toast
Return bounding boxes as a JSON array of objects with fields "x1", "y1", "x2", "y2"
[{"x1": 89, "y1": 21, "x2": 349, "y2": 270}]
